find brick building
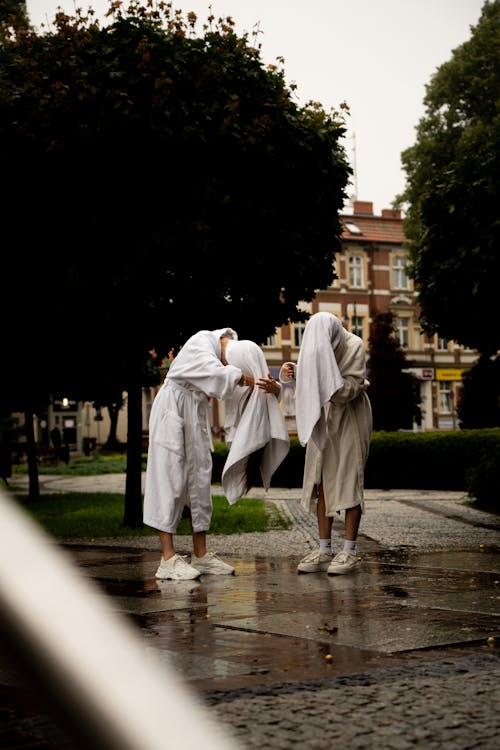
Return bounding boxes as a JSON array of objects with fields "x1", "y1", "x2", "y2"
[{"x1": 260, "y1": 200, "x2": 478, "y2": 432}]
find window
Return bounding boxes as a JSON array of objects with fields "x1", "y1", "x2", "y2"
[
  {"x1": 392, "y1": 255, "x2": 409, "y2": 290},
  {"x1": 439, "y1": 382, "x2": 452, "y2": 414},
  {"x1": 345, "y1": 303, "x2": 363, "y2": 339},
  {"x1": 437, "y1": 336, "x2": 449, "y2": 351},
  {"x1": 344, "y1": 314, "x2": 363, "y2": 338},
  {"x1": 394, "y1": 317, "x2": 409, "y2": 348},
  {"x1": 348, "y1": 254, "x2": 364, "y2": 288},
  {"x1": 265, "y1": 332, "x2": 277, "y2": 347},
  {"x1": 352, "y1": 315, "x2": 363, "y2": 339},
  {"x1": 344, "y1": 221, "x2": 363, "y2": 236},
  {"x1": 293, "y1": 321, "x2": 306, "y2": 347}
]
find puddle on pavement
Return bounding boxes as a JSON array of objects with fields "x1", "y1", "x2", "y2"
[{"x1": 64, "y1": 544, "x2": 500, "y2": 691}]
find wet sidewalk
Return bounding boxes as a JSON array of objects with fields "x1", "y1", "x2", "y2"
[{"x1": 2, "y1": 478, "x2": 500, "y2": 748}]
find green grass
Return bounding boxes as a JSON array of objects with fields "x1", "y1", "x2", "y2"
[
  {"x1": 16, "y1": 492, "x2": 292, "y2": 539},
  {"x1": 13, "y1": 453, "x2": 131, "y2": 476},
  {"x1": 11, "y1": 451, "x2": 293, "y2": 538}
]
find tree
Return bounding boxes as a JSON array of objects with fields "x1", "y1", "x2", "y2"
[
  {"x1": 367, "y1": 312, "x2": 421, "y2": 431},
  {"x1": 457, "y1": 354, "x2": 500, "y2": 428},
  {"x1": 399, "y1": 0, "x2": 500, "y2": 357},
  {"x1": 0, "y1": 3, "x2": 351, "y2": 522},
  {"x1": 0, "y1": 0, "x2": 28, "y2": 31}
]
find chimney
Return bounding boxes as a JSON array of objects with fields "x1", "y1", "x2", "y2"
[
  {"x1": 352, "y1": 200, "x2": 373, "y2": 215},
  {"x1": 381, "y1": 208, "x2": 401, "y2": 219}
]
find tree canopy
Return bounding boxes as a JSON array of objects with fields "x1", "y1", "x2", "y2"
[
  {"x1": 457, "y1": 354, "x2": 500, "y2": 428},
  {"x1": 0, "y1": 2, "x2": 351, "y2": 515},
  {"x1": 0, "y1": 0, "x2": 27, "y2": 31},
  {"x1": 1, "y1": 1, "x2": 351, "y2": 409},
  {"x1": 399, "y1": 0, "x2": 500, "y2": 356}
]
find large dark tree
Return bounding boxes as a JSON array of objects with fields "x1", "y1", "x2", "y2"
[
  {"x1": 457, "y1": 354, "x2": 500, "y2": 428},
  {"x1": 399, "y1": 0, "x2": 500, "y2": 357},
  {"x1": 367, "y1": 312, "x2": 421, "y2": 431},
  {"x1": 0, "y1": 3, "x2": 351, "y2": 522}
]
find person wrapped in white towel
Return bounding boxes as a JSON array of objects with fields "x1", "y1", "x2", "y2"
[
  {"x1": 222, "y1": 339, "x2": 290, "y2": 503},
  {"x1": 144, "y1": 327, "x2": 258, "y2": 581},
  {"x1": 280, "y1": 312, "x2": 372, "y2": 575}
]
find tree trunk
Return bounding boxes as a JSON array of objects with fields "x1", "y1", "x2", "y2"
[
  {"x1": 123, "y1": 382, "x2": 143, "y2": 527},
  {"x1": 25, "y1": 407, "x2": 40, "y2": 500},
  {"x1": 104, "y1": 399, "x2": 121, "y2": 451}
]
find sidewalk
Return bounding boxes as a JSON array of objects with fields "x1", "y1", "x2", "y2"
[{"x1": 2, "y1": 476, "x2": 500, "y2": 748}]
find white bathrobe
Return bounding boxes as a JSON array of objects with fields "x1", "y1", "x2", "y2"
[
  {"x1": 143, "y1": 328, "x2": 243, "y2": 534},
  {"x1": 280, "y1": 312, "x2": 372, "y2": 516},
  {"x1": 222, "y1": 340, "x2": 290, "y2": 503}
]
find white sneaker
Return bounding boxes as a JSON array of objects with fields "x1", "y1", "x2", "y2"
[
  {"x1": 297, "y1": 549, "x2": 331, "y2": 573},
  {"x1": 155, "y1": 554, "x2": 201, "y2": 580},
  {"x1": 191, "y1": 552, "x2": 235, "y2": 575},
  {"x1": 327, "y1": 550, "x2": 358, "y2": 575}
]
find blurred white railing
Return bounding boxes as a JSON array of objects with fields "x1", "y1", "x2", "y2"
[{"x1": 0, "y1": 487, "x2": 240, "y2": 750}]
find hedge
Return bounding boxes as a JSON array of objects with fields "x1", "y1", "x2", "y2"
[{"x1": 212, "y1": 428, "x2": 500, "y2": 508}]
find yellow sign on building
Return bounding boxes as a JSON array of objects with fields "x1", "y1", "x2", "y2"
[{"x1": 435, "y1": 369, "x2": 464, "y2": 381}]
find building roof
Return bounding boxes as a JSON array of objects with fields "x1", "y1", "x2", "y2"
[{"x1": 340, "y1": 201, "x2": 405, "y2": 244}]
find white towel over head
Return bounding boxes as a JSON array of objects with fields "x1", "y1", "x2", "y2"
[
  {"x1": 222, "y1": 340, "x2": 290, "y2": 503},
  {"x1": 295, "y1": 312, "x2": 344, "y2": 449}
]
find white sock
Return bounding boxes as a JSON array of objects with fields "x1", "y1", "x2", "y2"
[
  {"x1": 343, "y1": 540, "x2": 356, "y2": 555},
  {"x1": 319, "y1": 539, "x2": 332, "y2": 554}
]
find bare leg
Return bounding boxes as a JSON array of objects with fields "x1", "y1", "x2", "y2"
[
  {"x1": 345, "y1": 505, "x2": 362, "y2": 541},
  {"x1": 158, "y1": 531, "x2": 175, "y2": 560},
  {"x1": 159, "y1": 528, "x2": 208, "y2": 560},
  {"x1": 317, "y1": 484, "x2": 333, "y2": 539},
  {"x1": 192, "y1": 530, "x2": 207, "y2": 558}
]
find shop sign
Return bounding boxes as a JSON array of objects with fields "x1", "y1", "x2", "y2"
[
  {"x1": 435, "y1": 368, "x2": 464, "y2": 381},
  {"x1": 403, "y1": 367, "x2": 434, "y2": 380}
]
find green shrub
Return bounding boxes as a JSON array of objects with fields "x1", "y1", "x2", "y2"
[
  {"x1": 211, "y1": 437, "x2": 306, "y2": 488},
  {"x1": 465, "y1": 456, "x2": 500, "y2": 509},
  {"x1": 365, "y1": 428, "x2": 500, "y2": 495}
]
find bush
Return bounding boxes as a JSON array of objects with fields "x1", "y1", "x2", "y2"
[
  {"x1": 364, "y1": 429, "x2": 500, "y2": 496},
  {"x1": 211, "y1": 437, "x2": 306, "y2": 488},
  {"x1": 215, "y1": 429, "x2": 500, "y2": 506},
  {"x1": 465, "y1": 456, "x2": 500, "y2": 509}
]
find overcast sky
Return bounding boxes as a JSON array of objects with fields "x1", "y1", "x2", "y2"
[{"x1": 27, "y1": 0, "x2": 486, "y2": 215}]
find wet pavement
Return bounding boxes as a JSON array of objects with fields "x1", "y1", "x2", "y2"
[
  {"x1": 2, "y1": 477, "x2": 500, "y2": 748},
  {"x1": 69, "y1": 541, "x2": 500, "y2": 691}
]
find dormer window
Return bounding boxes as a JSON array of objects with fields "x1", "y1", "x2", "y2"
[{"x1": 344, "y1": 222, "x2": 363, "y2": 235}]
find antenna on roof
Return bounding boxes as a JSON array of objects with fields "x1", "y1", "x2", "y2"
[{"x1": 350, "y1": 131, "x2": 358, "y2": 204}]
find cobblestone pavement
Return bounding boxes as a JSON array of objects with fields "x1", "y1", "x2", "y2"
[
  {"x1": 206, "y1": 652, "x2": 500, "y2": 750},
  {"x1": 194, "y1": 489, "x2": 500, "y2": 750},
  {"x1": 3, "y1": 476, "x2": 500, "y2": 749}
]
